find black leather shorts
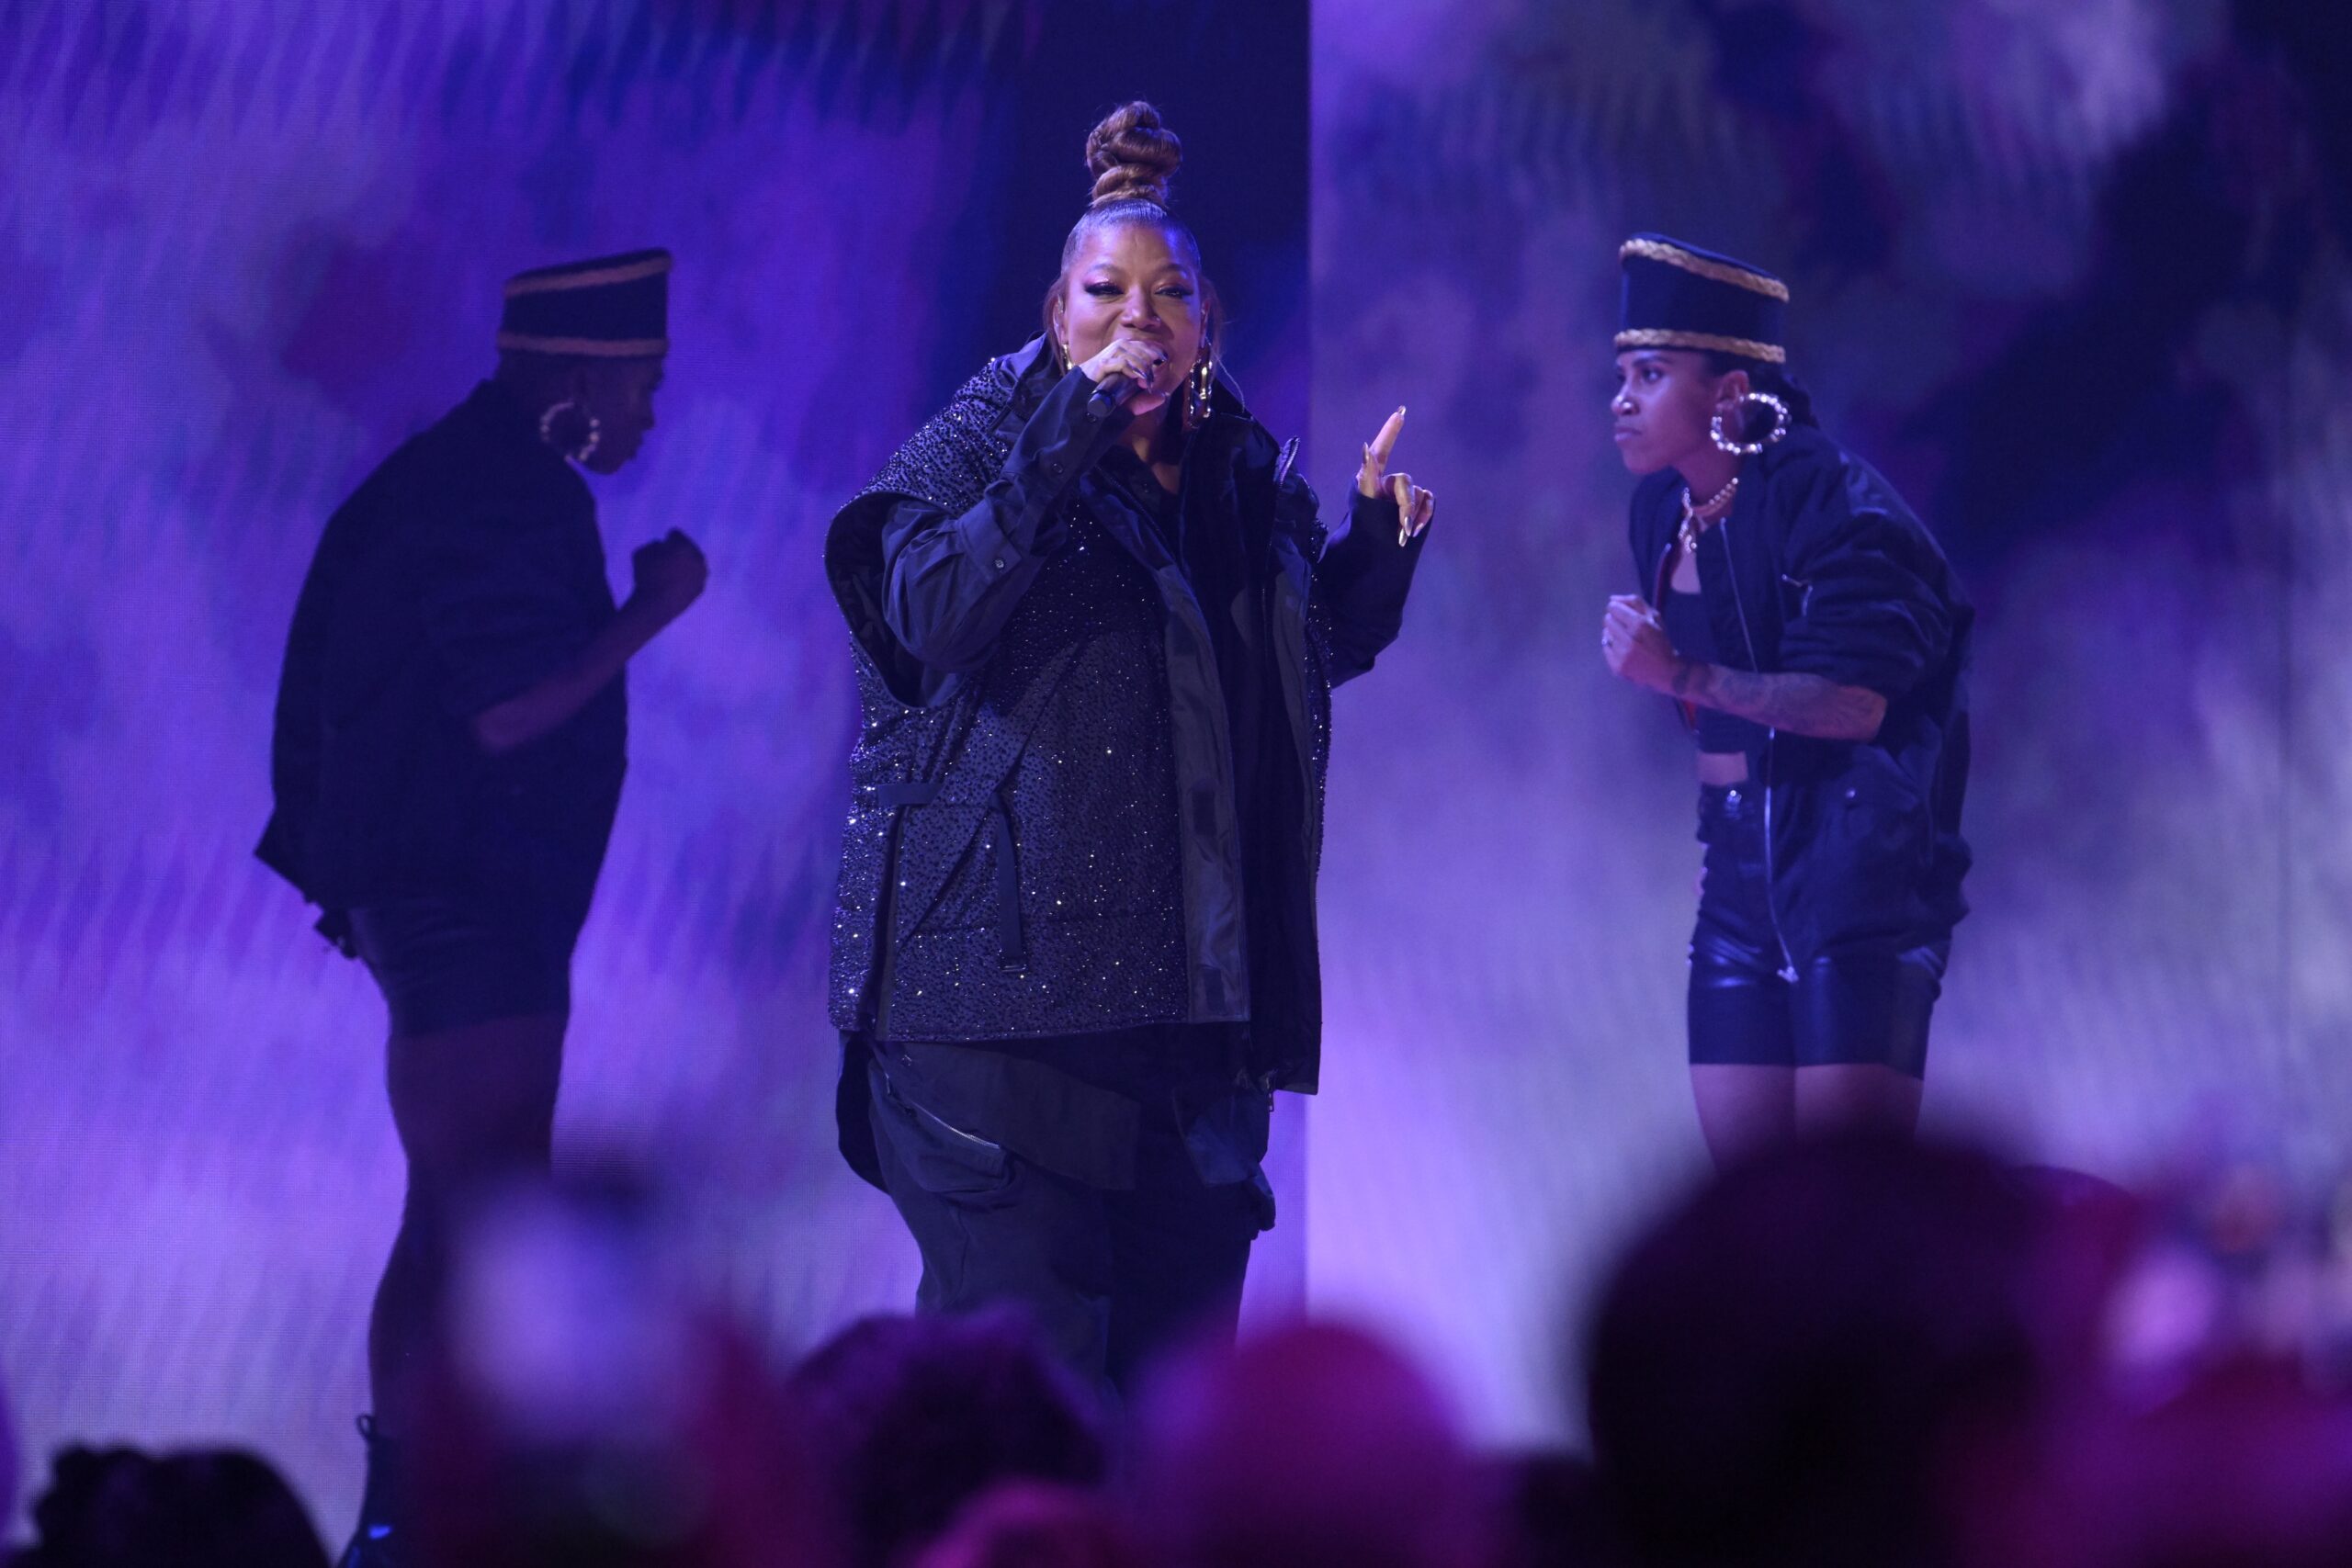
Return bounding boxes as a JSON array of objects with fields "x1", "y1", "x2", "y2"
[
  {"x1": 1688, "y1": 784, "x2": 1947, "y2": 1077},
  {"x1": 347, "y1": 897, "x2": 573, "y2": 1037}
]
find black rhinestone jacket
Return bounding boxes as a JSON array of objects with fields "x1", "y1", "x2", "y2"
[{"x1": 824, "y1": 336, "x2": 1425, "y2": 1096}]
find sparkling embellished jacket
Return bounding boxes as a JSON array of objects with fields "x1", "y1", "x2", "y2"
[{"x1": 824, "y1": 337, "x2": 1424, "y2": 1092}]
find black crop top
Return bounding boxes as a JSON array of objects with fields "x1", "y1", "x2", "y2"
[{"x1": 1659, "y1": 583, "x2": 1770, "y2": 755}]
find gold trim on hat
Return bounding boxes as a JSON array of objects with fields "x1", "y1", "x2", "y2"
[
  {"x1": 503, "y1": 252, "x2": 673, "y2": 299},
  {"x1": 1615, "y1": 327, "x2": 1786, "y2": 364},
  {"x1": 1619, "y1": 238, "x2": 1789, "y2": 302},
  {"x1": 496, "y1": 331, "x2": 670, "y2": 357}
]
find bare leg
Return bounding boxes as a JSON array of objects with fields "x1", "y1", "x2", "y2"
[
  {"x1": 1794, "y1": 1064, "x2": 1922, "y2": 1139},
  {"x1": 1690, "y1": 1064, "x2": 1796, "y2": 1170},
  {"x1": 368, "y1": 1011, "x2": 565, "y2": 1437}
]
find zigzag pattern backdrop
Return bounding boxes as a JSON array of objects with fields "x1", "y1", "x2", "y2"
[
  {"x1": 1306, "y1": 0, "x2": 2352, "y2": 1438},
  {"x1": 0, "y1": 0, "x2": 1309, "y2": 1534},
  {"x1": 9, "y1": 0, "x2": 2352, "y2": 1529}
]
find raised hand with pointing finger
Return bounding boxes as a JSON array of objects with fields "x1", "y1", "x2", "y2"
[{"x1": 1357, "y1": 406, "x2": 1437, "y2": 546}]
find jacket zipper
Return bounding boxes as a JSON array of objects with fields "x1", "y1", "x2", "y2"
[{"x1": 1713, "y1": 515, "x2": 1799, "y2": 984}]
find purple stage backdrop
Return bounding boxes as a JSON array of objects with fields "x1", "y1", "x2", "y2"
[
  {"x1": 0, "y1": 0, "x2": 1308, "y2": 1533},
  {"x1": 6, "y1": 0, "x2": 2352, "y2": 1538},
  {"x1": 1307, "y1": 0, "x2": 2352, "y2": 1438}
]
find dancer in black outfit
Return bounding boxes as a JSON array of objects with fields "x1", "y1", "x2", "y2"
[
  {"x1": 258, "y1": 251, "x2": 704, "y2": 1564},
  {"x1": 824, "y1": 103, "x2": 1434, "y2": 1397},
  {"x1": 1601, "y1": 234, "x2": 1973, "y2": 1168}
]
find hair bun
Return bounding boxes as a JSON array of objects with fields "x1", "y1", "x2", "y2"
[{"x1": 1084, "y1": 101, "x2": 1182, "y2": 209}]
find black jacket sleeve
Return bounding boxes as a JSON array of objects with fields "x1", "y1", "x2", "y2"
[
  {"x1": 1775, "y1": 460, "x2": 1954, "y2": 703},
  {"x1": 880, "y1": 367, "x2": 1130, "y2": 674},
  {"x1": 1314, "y1": 485, "x2": 1429, "y2": 686}
]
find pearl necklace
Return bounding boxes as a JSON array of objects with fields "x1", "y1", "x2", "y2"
[{"x1": 1677, "y1": 475, "x2": 1739, "y2": 558}]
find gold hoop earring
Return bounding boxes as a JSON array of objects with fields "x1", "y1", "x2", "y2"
[{"x1": 1184, "y1": 337, "x2": 1216, "y2": 430}]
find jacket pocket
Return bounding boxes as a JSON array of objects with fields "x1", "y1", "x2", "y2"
[
  {"x1": 866, "y1": 1058, "x2": 1016, "y2": 1201},
  {"x1": 1840, "y1": 746, "x2": 1929, "y2": 846},
  {"x1": 1819, "y1": 748, "x2": 1935, "y2": 932}
]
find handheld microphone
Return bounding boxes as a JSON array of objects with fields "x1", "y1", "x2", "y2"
[{"x1": 1086, "y1": 367, "x2": 1149, "y2": 419}]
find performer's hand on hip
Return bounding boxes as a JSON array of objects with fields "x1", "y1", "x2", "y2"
[
  {"x1": 630, "y1": 529, "x2": 708, "y2": 626},
  {"x1": 1357, "y1": 407, "x2": 1436, "y2": 542},
  {"x1": 1602, "y1": 594, "x2": 1682, "y2": 693}
]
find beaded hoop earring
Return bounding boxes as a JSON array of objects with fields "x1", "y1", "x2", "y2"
[
  {"x1": 1710, "y1": 389, "x2": 1790, "y2": 457},
  {"x1": 539, "y1": 399, "x2": 601, "y2": 465}
]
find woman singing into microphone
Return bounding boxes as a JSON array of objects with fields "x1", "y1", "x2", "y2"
[
  {"x1": 1600, "y1": 234, "x2": 1973, "y2": 1168},
  {"x1": 822, "y1": 102, "x2": 1434, "y2": 1394}
]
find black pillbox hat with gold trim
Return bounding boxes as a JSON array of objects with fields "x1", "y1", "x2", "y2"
[
  {"x1": 498, "y1": 248, "x2": 671, "y2": 358},
  {"x1": 1616, "y1": 234, "x2": 1786, "y2": 365}
]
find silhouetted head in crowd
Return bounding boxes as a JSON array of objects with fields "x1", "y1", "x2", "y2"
[
  {"x1": 418, "y1": 1324, "x2": 828, "y2": 1568},
  {"x1": 1952, "y1": 1357, "x2": 2352, "y2": 1568},
  {"x1": 909, "y1": 1482, "x2": 1141, "y2": 1568},
  {"x1": 17, "y1": 1444, "x2": 329, "y2": 1568},
  {"x1": 1131, "y1": 1320, "x2": 1487, "y2": 1568},
  {"x1": 1584, "y1": 1134, "x2": 2047, "y2": 1568},
  {"x1": 789, "y1": 1311, "x2": 1106, "y2": 1568},
  {"x1": 1481, "y1": 1450, "x2": 1623, "y2": 1568},
  {"x1": 413, "y1": 1169, "x2": 836, "y2": 1567}
]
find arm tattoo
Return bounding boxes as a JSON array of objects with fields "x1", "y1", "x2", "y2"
[{"x1": 1678, "y1": 663, "x2": 1887, "y2": 740}]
